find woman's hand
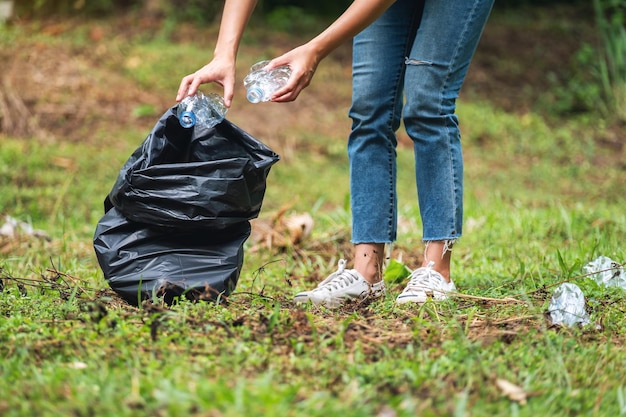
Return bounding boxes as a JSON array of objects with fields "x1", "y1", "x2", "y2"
[
  {"x1": 176, "y1": 57, "x2": 236, "y2": 107},
  {"x1": 264, "y1": 44, "x2": 320, "y2": 102},
  {"x1": 176, "y1": 0, "x2": 257, "y2": 107},
  {"x1": 263, "y1": 0, "x2": 395, "y2": 102}
]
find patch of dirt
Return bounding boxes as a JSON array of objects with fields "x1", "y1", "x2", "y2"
[{"x1": 0, "y1": 37, "x2": 167, "y2": 143}]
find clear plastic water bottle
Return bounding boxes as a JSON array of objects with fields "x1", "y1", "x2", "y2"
[
  {"x1": 177, "y1": 91, "x2": 227, "y2": 129},
  {"x1": 243, "y1": 60, "x2": 292, "y2": 104}
]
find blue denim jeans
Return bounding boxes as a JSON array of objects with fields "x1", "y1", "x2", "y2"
[{"x1": 348, "y1": 0, "x2": 494, "y2": 244}]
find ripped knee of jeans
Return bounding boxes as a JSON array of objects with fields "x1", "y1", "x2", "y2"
[
  {"x1": 424, "y1": 239, "x2": 457, "y2": 259},
  {"x1": 405, "y1": 57, "x2": 433, "y2": 66}
]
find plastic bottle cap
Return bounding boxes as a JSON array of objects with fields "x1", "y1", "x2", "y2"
[
  {"x1": 246, "y1": 87, "x2": 264, "y2": 104},
  {"x1": 179, "y1": 111, "x2": 196, "y2": 128}
]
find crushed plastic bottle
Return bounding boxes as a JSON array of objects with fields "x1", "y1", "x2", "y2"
[
  {"x1": 548, "y1": 283, "x2": 591, "y2": 327},
  {"x1": 177, "y1": 91, "x2": 227, "y2": 129},
  {"x1": 243, "y1": 60, "x2": 292, "y2": 103},
  {"x1": 583, "y1": 256, "x2": 626, "y2": 289}
]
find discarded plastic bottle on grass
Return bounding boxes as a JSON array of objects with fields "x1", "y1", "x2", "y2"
[
  {"x1": 243, "y1": 60, "x2": 292, "y2": 103},
  {"x1": 177, "y1": 91, "x2": 227, "y2": 129},
  {"x1": 548, "y1": 282, "x2": 591, "y2": 327}
]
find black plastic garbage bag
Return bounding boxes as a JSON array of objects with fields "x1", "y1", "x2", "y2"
[
  {"x1": 106, "y1": 107, "x2": 279, "y2": 231},
  {"x1": 93, "y1": 106, "x2": 279, "y2": 306},
  {"x1": 94, "y1": 208, "x2": 250, "y2": 306}
]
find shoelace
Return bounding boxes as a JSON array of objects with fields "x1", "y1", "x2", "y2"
[
  {"x1": 313, "y1": 259, "x2": 361, "y2": 292},
  {"x1": 405, "y1": 261, "x2": 441, "y2": 292}
]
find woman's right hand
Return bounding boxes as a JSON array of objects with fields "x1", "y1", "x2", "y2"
[{"x1": 176, "y1": 57, "x2": 236, "y2": 107}]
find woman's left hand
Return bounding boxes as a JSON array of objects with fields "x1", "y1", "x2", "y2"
[{"x1": 264, "y1": 44, "x2": 321, "y2": 102}]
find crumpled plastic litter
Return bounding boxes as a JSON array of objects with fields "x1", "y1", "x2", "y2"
[
  {"x1": 548, "y1": 282, "x2": 591, "y2": 327},
  {"x1": 0, "y1": 215, "x2": 49, "y2": 240},
  {"x1": 583, "y1": 256, "x2": 626, "y2": 289}
]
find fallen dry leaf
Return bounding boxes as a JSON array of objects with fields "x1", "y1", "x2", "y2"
[
  {"x1": 496, "y1": 378, "x2": 528, "y2": 405},
  {"x1": 249, "y1": 207, "x2": 314, "y2": 251}
]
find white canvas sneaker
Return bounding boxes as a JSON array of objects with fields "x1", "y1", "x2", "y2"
[
  {"x1": 396, "y1": 261, "x2": 456, "y2": 304},
  {"x1": 294, "y1": 259, "x2": 386, "y2": 308}
]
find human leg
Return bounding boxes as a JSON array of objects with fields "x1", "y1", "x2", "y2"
[
  {"x1": 348, "y1": 0, "x2": 424, "y2": 279},
  {"x1": 293, "y1": 0, "x2": 423, "y2": 307},
  {"x1": 397, "y1": 0, "x2": 494, "y2": 301}
]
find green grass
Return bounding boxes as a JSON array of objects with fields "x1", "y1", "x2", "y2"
[{"x1": 1, "y1": 9, "x2": 626, "y2": 417}]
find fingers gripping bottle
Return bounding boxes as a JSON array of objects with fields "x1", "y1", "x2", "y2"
[
  {"x1": 177, "y1": 91, "x2": 227, "y2": 129},
  {"x1": 243, "y1": 60, "x2": 292, "y2": 103}
]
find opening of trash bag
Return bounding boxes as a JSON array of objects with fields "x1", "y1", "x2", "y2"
[{"x1": 106, "y1": 107, "x2": 279, "y2": 231}]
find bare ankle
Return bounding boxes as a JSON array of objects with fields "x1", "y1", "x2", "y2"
[
  {"x1": 424, "y1": 240, "x2": 454, "y2": 282},
  {"x1": 353, "y1": 243, "x2": 385, "y2": 283}
]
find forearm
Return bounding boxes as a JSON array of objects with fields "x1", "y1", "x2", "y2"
[
  {"x1": 306, "y1": 0, "x2": 396, "y2": 60},
  {"x1": 213, "y1": 0, "x2": 258, "y2": 60}
]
